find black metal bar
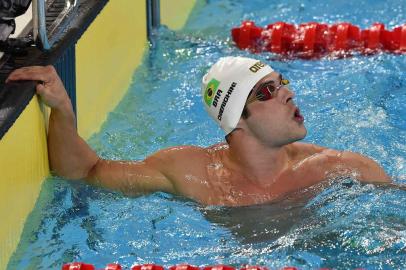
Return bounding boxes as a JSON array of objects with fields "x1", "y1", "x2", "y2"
[
  {"x1": 0, "y1": 81, "x2": 36, "y2": 140},
  {"x1": 0, "y1": 0, "x2": 108, "y2": 140},
  {"x1": 146, "y1": 0, "x2": 160, "y2": 43},
  {"x1": 151, "y1": 0, "x2": 160, "y2": 29},
  {"x1": 54, "y1": 44, "x2": 76, "y2": 115}
]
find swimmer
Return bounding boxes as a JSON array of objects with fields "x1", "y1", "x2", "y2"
[{"x1": 6, "y1": 57, "x2": 393, "y2": 206}]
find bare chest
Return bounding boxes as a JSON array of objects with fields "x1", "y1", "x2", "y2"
[{"x1": 198, "y1": 154, "x2": 333, "y2": 206}]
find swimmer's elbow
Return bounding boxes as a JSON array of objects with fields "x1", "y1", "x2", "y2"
[
  {"x1": 51, "y1": 157, "x2": 98, "y2": 180},
  {"x1": 84, "y1": 157, "x2": 102, "y2": 182}
]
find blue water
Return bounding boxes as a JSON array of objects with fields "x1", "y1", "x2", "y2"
[{"x1": 8, "y1": 0, "x2": 406, "y2": 269}]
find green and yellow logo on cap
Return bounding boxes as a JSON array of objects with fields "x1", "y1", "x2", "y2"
[{"x1": 204, "y1": 79, "x2": 220, "y2": 106}]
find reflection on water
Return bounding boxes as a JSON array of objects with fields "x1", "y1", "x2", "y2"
[
  {"x1": 201, "y1": 178, "x2": 358, "y2": 245},
  {"x1": 202, "y1": 198, "x2": 312, "y2": 244}
]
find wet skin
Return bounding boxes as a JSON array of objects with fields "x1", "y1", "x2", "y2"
[{"x1": 6, "y1": 66, "x2": 392, "y2": 206}]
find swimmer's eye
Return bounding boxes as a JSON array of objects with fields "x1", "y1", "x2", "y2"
[{"x1": 247, "y1": 78, "x2": 290, "y2": 104}]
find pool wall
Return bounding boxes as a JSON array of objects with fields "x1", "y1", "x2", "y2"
[
  {"x1": 0, "y1": 96, "x2": 49, "y2": 269},
  {"x1": 0, "y1": 1, "x2": 198, "y2": 269}
]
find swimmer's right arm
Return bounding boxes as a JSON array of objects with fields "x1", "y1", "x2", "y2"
[
  {"x1": 7, "y1": 66, "x2": 100, "y2": 179},
  {"x1": 6, "y1": 66, "x2": 177, "y2": 195},
  {"x1": 87, "y1": 145, "x2": 211, "y2": 197}
]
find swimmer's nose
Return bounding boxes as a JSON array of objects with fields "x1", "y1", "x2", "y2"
[{"x1": 279, "y1": 86, "x2": 295, "y2": 104}]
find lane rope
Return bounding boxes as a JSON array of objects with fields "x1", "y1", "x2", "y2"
[
  {"x1": 231, "y1": 21, "x2": 406, "y2": 58},
  {"x1": 61, "y1": 262, "x2": 352, "y2": 270}
]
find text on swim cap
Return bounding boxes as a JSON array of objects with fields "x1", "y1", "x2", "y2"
[
  {"x1": 249, "y1": 61, "x2": 266, "y2": 73},
  {"x1": 212, "y1": 89, "x2": 223, "y2": 107},
  {"x1": 217, "y1": 82, "x2": 237, "y2": 121}
]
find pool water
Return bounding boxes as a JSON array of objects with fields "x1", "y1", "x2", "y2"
[{"x1": 8, "y1": 0, "x2": 406, "y2": 269}]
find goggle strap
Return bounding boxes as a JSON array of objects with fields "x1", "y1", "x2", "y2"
[{"x1": 246, "y1": 94, "x2": 258, "y2": 104}]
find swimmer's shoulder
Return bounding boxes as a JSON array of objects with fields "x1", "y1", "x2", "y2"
[
  {"x1": 144, "y1": 144, "x2": 217, "y2": 174},
  {"x1": 289, "y1": 143, "x2": 390, "y2": 183},
  {"x1": 147, "y1": 145, "x2": 211, "y2": 162},
  {"x1": 152, "y1": 142, "x2": 231, "y2": 169},
  {"x1": 206, "y1": 141, "x2": 229, "y2": 151},
  {"x1": 287, "y1": 142, "x2": 346, "y2": 169}
]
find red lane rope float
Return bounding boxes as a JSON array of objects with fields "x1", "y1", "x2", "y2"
[
  {"x1": 231, "y1": 21, "x2": 406, "y2": 58},
  {"x1": 61, "y1": 263, "x2": 353, "y2": 270}
]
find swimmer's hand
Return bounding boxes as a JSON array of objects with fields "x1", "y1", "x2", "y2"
[
  {"x1": 6, "y1": 65, "x2": 71, "y2": 111},
  {"x1": 7, "y1": 65, "x2": 95, "y2": 179}
]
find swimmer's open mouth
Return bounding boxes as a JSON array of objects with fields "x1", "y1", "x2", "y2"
[{"x1": 294, "y1": 108, "x2": 304, "y2": 123}]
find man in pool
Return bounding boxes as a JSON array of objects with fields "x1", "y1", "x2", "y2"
[{"x1": 7, "y1": 56, "x2": 392, "y2": 206}]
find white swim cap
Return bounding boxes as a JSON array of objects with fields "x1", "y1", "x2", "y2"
[{"x1": 201, "y1": 56, "x2": 274, "y2": 134}]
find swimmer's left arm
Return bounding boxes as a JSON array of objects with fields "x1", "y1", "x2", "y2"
[{"x1": 338, "y1": 151, "x2": 391, "y2": 183}]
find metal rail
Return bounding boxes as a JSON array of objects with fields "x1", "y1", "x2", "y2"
[
  {"x1": 146, "y1": 0, "x2": 160, "y2": 44},
  {"x1": 33, "y1": 0, "x2": 158, "y2": 49},
  {"x1": 32, "y1": 0, "x2": 78, "y2": 50}
]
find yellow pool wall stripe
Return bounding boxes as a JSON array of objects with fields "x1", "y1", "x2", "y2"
[
  {"x1": 0, "y1": 0, "x2": 198, "y2": 269},
  {"x1": 161, "y1": 0, "x2": 199, "y2": 30},
  {"x1": 0, "y1": 96, "x2": 49, "y2": 269},
  {"x1": 75, "y1": 0, "x2": 147, "y2": 140},
  {"x1": 76, "y1": 0, "x2": 198, "y2": 140}
]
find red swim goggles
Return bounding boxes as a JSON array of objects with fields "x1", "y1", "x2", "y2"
[{"x1": 246, "y1": 78, "x2": 290, "y2": 104}]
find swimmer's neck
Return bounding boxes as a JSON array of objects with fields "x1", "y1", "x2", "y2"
[{"x1": 225, "y1": 131, "x2": 291, "y2": 186}]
